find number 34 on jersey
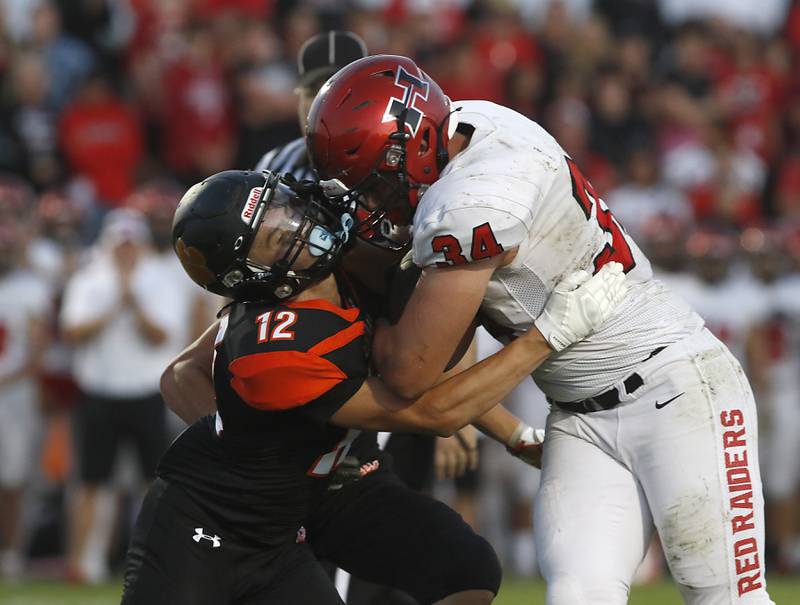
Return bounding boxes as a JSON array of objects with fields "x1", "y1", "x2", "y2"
[{"x1": 429, "y1": 156, "x2": 635, "y2": 274}]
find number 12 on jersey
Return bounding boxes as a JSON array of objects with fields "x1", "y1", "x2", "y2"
[
  {"x1": 566, "y1": 157, "x2": 636, "y2": 274},
  {"x1": 256, "y1": 310, "x2": 297, "y2": 343}
]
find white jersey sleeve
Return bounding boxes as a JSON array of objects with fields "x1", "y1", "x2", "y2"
[{"x1": 412, "y1": 204, "x2": 529, "y2": 268}]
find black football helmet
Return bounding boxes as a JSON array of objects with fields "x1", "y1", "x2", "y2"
[{"x1": 172, "y1": 170, "x2": 353, "y2": 301}]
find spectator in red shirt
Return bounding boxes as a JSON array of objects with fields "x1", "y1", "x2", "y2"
[{"x1": 59, "y1": 71, "x2": 143, "y2": 208}]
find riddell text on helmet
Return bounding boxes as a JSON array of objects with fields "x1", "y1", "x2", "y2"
[{"x1": 240, "y1": 187, "x2": 262, "y2": 224}]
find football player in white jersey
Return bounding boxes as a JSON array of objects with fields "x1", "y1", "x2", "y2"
[
  {"x1": 306, "y1": 55, "x2": 775, "y2": 604},
  {"x1": 0, "y1": 222, "x2": 50, "y2": 578}
]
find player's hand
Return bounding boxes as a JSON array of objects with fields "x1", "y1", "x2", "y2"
[
  {"x1": 534, "y1": 261, "x2": 627, "y2": 352},
  {"x1": 506, "y1": 422, "x2": 545, "y2": 469},
  {"x1": 435, "y1": 426, "x2": 478, "y2": 480}
]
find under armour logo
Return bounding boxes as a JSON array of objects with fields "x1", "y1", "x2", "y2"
[
  {"x1": 382, "y1": 66, "x2": 430, "y2": 136},
  {"x1": 193, "y1": 527, "x2": 221, "y2": 548}
]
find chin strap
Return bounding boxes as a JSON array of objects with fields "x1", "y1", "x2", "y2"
[{"x1": 389, "y1": 107, "x2": 412, "y2": 196}]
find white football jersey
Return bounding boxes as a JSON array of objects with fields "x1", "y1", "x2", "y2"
[
  {"x1": 412, "y1": 101, "x2": 703, "y2": 401},
  {"x1": 0, "y1": 269, "x2": 51, "y2": 395}
]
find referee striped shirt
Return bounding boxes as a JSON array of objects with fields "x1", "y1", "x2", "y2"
[{"x1": 254, "y1": 138, "x2": 316, "y2": 181}]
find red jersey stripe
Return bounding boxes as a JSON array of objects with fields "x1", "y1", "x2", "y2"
[
  {"x1": 229, "y1": 351, "x2": 347, "y2": 411},
  {"x1": 309, "y1": 321, "x2": 366, "y2": 357}
]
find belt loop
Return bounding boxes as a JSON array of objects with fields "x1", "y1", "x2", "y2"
[{"x1": 623, "y1": 373, "x2": 644, "y2": 395}]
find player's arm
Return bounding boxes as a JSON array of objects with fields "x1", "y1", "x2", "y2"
[
  {"x1": 333, "y1": 262, "x2": 627, "y2": 436},
  {"x1": 372, "y1": 206, "x2": 529, "y2": 399},
  {"x1": 160, "y1": 321, "x2": 218, "y2": 424},
  {"x1": 434, "y1": 337, "x2": 480, "y2": 479},
  {"x1": 372, "y1": 253, "x2": 509, "y2": 399},
  {"x1": 331, "y1": 322, "x2": 550, "y2": 436}
]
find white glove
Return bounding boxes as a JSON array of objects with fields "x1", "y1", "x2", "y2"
[
  {"x1": 534, "y1": 261, "x2": 627, "y2": 352},
  {"x1": 506, "y1": 422, "x2": 546, "y2": 468}
]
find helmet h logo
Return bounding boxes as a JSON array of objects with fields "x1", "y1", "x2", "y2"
[
  {"x1": 382, "y1": 66, "x2": 430, "y2": 136},
  {"x1": 193, "y1": 527, "x2": 222, "y2": 548}
]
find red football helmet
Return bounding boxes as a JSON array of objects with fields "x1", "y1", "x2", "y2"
[{"x1": 306, "y1": 55, "x2": 453, "y2": 245}]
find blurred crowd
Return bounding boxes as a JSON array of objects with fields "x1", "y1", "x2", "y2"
[{"x1": 1, "y1": 0, "x2": 800, "y2": 589}]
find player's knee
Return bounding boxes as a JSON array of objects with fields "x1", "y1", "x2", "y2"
[{"x1": 440, "y1": 533, "x2": 502, "y2": 597}]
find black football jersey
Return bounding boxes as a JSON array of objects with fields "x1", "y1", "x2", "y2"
[{"x1": 157, "y1": 297, "x2": 381, "y2": 546}]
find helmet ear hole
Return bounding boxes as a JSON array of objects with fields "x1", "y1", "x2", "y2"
[{"x1": 419, "y1": 128, "x2": 431, "y2": 154}]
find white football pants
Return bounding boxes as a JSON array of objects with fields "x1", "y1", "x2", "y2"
[{"x1": 535, "y1": 328, "x2": 775, "y2": 605}]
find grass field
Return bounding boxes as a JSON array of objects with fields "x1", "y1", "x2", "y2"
[{"x1": 0, "y1": 577, "x2": 798, "y2": 604}]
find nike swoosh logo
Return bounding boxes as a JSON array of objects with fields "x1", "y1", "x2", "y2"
[{"x1": 655, "y1": 393, "x2": 685, "y2": 409}]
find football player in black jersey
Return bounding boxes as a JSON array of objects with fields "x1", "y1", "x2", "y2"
[{"x1": 121, "y1": 170, "x2": 626, "y2": 604}]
